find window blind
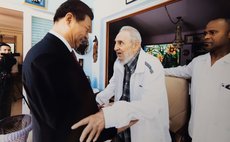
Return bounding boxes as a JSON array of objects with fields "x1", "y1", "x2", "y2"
[{"x1": 32, "y1": 16, "x2": 52, "y2": 46}]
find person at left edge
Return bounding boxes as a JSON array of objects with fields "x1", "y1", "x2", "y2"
[
  {"x1": 0, "y1": 42, "x2": 16, "y2": 120},
  {"x1": 22, "y1": 0, "x2": 116, "y2": 142}
]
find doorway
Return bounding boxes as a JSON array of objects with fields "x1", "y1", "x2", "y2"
[
  {"x1": 105, "y1": 0, "x2": 230, "y2": 85},
  {"x1": 0, "y1": 7, "x2": 23, "y2": 117},
  {"x1": 105, "y1": 0, "x2": 178, "y2": 85}
]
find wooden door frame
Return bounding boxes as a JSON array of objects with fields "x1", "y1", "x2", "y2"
[{"x1": 104, "y1": 0, "x2": 179, "y2": 86}]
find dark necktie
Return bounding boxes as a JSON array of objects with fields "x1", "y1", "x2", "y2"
[
  {"x1": 71, "y1": 50, "x2": 78, "y2": 63},
  {"x1": 117, "y1": 64, "x2": 131, "y2": 142}
]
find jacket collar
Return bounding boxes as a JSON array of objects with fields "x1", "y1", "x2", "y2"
[{"x1": 134, "y1": 49, "x2": 146, "y2": 73}]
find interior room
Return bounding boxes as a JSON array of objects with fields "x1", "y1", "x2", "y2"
[
  {"x1": 106, "y1": 0, "x2": 229, "y2": 82},
  {"x1": 0, "y1": 7, "x2": 23, "y2": 116},
  {"x1": 0, "y1": 0, "x2": 229, "y2": 141}
]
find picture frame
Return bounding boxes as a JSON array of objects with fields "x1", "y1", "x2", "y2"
[
  {"x1": 144, "y1": 43, "x2": 180, "y2": 68},
  {"x1": 25, "y1": 0, "x2": 46, "y2": 9},
  {"x1": 126, "y1": 0, "x2": 136, "y2": 4},
  {"x1": 184, "y1": 33, "x2": 208, "y2": 58},
  {"x1": 180, "y1": 44, "x2": 192, "y2": 65},
  {"x1": 184, "y1": 33, "x2": 205, "y2": 44},
  {"x1": 79, "y1": 58, "x2": 84, "y2": 68}
]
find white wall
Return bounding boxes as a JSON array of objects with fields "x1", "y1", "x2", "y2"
[
  {"x1": 0, "y1": 0, "x2": 169, "y2": 97},
  {"x1": 0, "y1": 0, "x2": 62, "y2": 13},
  {"x1": 0, "y1": 0, "x2": 94, "y2": 73},
  {"x1": 92, "y1": 0, "x2": 168, "y2": 89},
  {"x1": 0, "y1": 0, "x2": 96, "y2": 113}
]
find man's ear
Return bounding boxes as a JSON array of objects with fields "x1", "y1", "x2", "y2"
[
  {"x1": 65, "y1": 12, "x2": 74, "y2": 24},
  {"x1": 134, "y1": 41, "x2": 141, "y2": 51}
]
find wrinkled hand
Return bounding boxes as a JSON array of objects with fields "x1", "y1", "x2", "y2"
[
  {"x1": 71, "y1": 111, "x2": 105, "y2": 142},
  {"x1": 71, "y1": 109, "x2": 138, "y2": 142},
  {"x1": 117, "y1": 120, "x2": 138, "y2": 133}
]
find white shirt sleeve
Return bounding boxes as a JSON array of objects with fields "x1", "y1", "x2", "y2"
[
  {"x1": 96, "y1": 61, "x2": 119, "y2": 105},
  {"x1": 164, "y1": 61, "x2": 193, "y2": 79},
  {"x1": 96, "y1": 74, "x2": 116, "y2": 105}
]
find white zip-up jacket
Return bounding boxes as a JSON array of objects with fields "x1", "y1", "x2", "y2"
[{"x1": 96, "y1": 49, "x2": 171, "y2": 142}]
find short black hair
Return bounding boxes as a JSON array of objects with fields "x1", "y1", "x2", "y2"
[
  {"x1": 0, "y1": 42, "x2": 10, "y2": 49},
  {"x1": 53, "y1": 0, "x2": 94, "y2": 22},
  {"x1": 224, "y1": 18, "x2": 230, "y2": 31}
]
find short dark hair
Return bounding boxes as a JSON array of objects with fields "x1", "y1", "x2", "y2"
[
  {"x1": 53, "y1": 0, "x2": 94, "y2": 22},
  {"x1": 224, "y1": 18, "x2": 230, "y2": 31},
  {"x1": 211, "y1": 18, "x2": 230, "y2": 31},
  {"x1": 0, "y1": 42, "x2": 10, "y2": 49}
]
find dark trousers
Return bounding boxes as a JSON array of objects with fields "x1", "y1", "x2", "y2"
[
  {"x1": 111, "y1": 135, "x2": 124, "y2": 142},
  {"x1": 0, "y1": 76, "x2": 13, "y2": 120}
]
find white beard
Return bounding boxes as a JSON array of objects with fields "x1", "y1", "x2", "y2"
[{"x1": 120, "y1": 54, "x2": 133, "y2": 65}]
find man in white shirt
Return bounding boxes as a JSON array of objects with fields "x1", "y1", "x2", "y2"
[{"x1": 165, "y1": 18, "x2": 230, "y2": 142}]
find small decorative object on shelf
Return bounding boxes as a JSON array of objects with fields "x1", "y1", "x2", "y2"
[{"x1": 93, "y1": 36, "x2": 98, "y2": 63}]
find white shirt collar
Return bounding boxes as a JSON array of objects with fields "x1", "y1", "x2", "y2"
[
  {"x1": 49, "y1": 30, "x2": 73, "y2": 52},
  {"x1": 221, "y1": 52, "x2": 230, "y2": 64},
  {"x1": 207, "y1": 52, "x2": 230, "y2": 64}
]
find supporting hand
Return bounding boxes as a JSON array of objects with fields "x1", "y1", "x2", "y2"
[
  {"x1": 71, "y1": 111, "x2": 105, "y2": 142},
  {"x1": 71, "y1": 109, "x2": 138, "y2": 142}
]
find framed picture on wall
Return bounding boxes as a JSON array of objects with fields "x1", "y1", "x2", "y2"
[
  {"x1": 126, "y1": 0, "x2": 136, "y2": 4},
  {"x1": 25, "y1": 0, "x2": 46, "y2": 9},
  {"x1": 184, "y1": 33, "x2": 205, "y2": 44},
  {"x1": 144, "y1": 43, "x2": 180, "y2": 68},
  {"x1": 180, "y1": 44, "x2": 192, "y2": 65}
]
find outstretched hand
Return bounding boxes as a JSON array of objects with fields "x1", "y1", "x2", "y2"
[
  {"x1": 71, "y1": 111, "x2": 105, "y2": 142},
  {"x1": 71, "y1": 109, "x2": 138, "y2": 142}
]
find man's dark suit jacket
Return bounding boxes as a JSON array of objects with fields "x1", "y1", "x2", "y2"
[{"x1": 22, "y1": 33, "x2": 116, "y2": 142}]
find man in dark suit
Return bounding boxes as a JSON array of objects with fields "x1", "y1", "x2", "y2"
[{"x1": 22, "y1": 0, "x2": 116, "y2": 142}]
